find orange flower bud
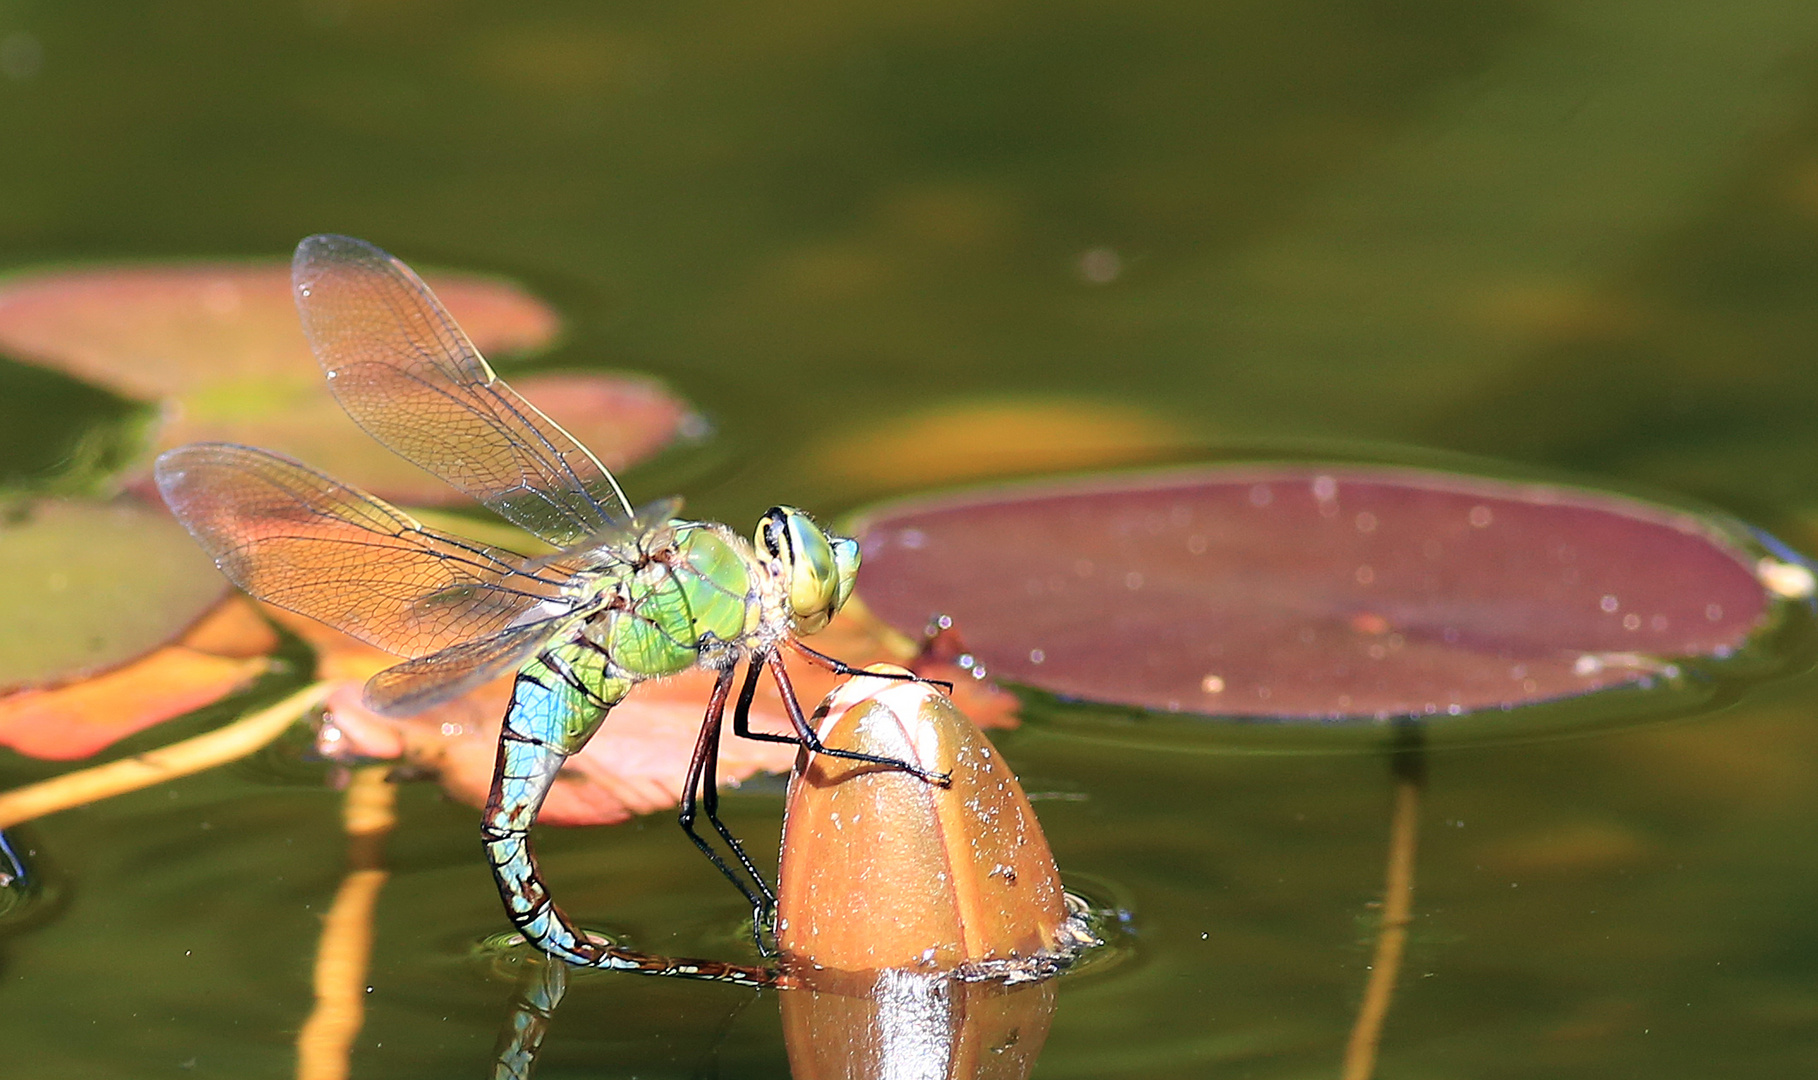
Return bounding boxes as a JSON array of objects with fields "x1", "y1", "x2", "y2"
[{"x1": 775, "y1": 666, "x2": 1067, "y2": 974}]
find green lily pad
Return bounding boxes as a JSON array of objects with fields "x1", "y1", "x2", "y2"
[{"x1": 0, "y1": 498, "x2": 228, "y2": 691}]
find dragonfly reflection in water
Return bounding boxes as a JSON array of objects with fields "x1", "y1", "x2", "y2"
[{"x1": 155, "y1": 235, "x2": 945, "y2": 984}]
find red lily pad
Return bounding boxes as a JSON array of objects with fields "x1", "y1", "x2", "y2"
[
  {"x1": 0, "y1": 497, "x2": 231, "y2": 692},
  {"x1": 851, "y1": 465, "x2": 1798, "y2": 722},
  {"x1": 0, "y1": 263, "x2": 699, "y2": 504}
]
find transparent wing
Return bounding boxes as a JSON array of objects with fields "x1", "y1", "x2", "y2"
[
  {"x1": 364, "y1": 618, "x2": 566, "y2": 717},
  {"x1": 292, "y1": 234, "x2": 632, "y2": 546},
  {"x1": 154, "y1": 443, "x2": 579, "y2": 659},
  {"x1": 525, "y1": 495, "x2": 687, "y2": 572}
]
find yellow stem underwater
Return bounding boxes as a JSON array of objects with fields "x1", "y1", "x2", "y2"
[
  {"x1": 0, "y1": 682, "x2": 329, "y2": 829},
  {"x1": 297, "y1": 765, "x2": 397, "y2": 1080},
  {"x1": 1340, "y1": 771, "x2": 1421, "y2": 1080}
]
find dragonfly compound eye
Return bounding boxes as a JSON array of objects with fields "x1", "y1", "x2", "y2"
[
  {"x1": 758, "y1": 507, "x2": 840, "y2": 631},
  {"x1": 829, "y1": 535, "x2": 860, "y2": 613}
]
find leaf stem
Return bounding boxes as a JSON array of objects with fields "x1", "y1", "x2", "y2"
[
  {"x1": 0, "y1": 682, "x2": 329, "y2": 828},
  {"x1": 1341, "y1": 727, "x2": 1425, "y2": 1080}
]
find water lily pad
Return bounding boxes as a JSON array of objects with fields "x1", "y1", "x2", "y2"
[
  {"x1": 0, "y1": 263, "x2": 553, "y2": 401},
  {"x1": 0, "y1": 498, "x2": 230, "y2": 691},
  {"x1": 0, "y1": 263, "x2": 698, "y2": 504},
  {"x1": 852, "y1": 465, "x2": 1797, "y2": 723},
  {"x1": 0, "y1": 599, "x2": 276, "y2": 760}
]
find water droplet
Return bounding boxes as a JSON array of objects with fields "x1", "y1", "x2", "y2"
[{"x1": 1077, "y1": 247, "x2": 1123, "y2": 284}]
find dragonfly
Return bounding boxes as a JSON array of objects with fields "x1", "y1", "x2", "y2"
[{"x1": 155, "y1": 234, "x2": 945, "y2": 979}]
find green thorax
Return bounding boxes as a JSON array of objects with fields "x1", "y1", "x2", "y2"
[{"x1": 581, "y1": 522, "x2": 761, "y2": 679}]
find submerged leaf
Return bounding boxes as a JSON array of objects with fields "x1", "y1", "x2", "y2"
[
  {"x1": 0, "y1": 263, "x2": 699, "y2": 504},
  {"x1": 853, "y1": 465, "x2": 1791, "y2": 721},
  {"x1": 803, "y1": 398, "x2": 1196, "y2": 497}
]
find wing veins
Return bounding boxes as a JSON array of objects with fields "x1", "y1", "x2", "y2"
[
  {"x1": 155, "y1": 442, "x2": 578, "y2": 659},
  {"x1": 296, "y1": 235, "x2": 634, "y2": 546},
  {"x1": 384, "y1": 363, "x2": 610, "y2": 536}
]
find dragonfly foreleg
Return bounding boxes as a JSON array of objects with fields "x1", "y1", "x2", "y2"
[
  {"x1": 677, "y1": 664, "x2": 777, "y2": 953},
  {"x1": 785, "y1": 639, "x2": 955, "y2": 693},
  {"x1": 757, "y1": 651, "x2": 953, "y2": 787}
]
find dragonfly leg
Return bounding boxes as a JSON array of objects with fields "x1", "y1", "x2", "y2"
[
  {"x1": 728, "y1": 654, "x2": 798, "y2": 747},
  {"x1": 677, "y1": 664, "x2": 777, "y2": 952},
  {"x1": 764, "y1": 651, "x2": 952, "y2": 787},
  {"x1": 785, "y1": 639, "x2": 955, "y2": 693}
]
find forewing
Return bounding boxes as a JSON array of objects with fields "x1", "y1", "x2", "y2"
[
  {"x1": 363, "y1": 617, "x2": 565, "y2": 717},
  {"x1": 292, "y1": 234, "x2": 632, "y2": 545},
  {"x1": 154, "y1": 443, "x2": 575, "y2": 658}
]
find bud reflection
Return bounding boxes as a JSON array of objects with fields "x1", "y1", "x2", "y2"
[{"x1": 780, "y1": 970, "x2": 1056, "y2": 1080}]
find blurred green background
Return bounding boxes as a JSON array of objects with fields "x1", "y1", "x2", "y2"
[
  {"x1": 8, "y1": 1, "x2": 1818, "y2": 1077},
  {"x1": 8, "y1": 1, "x2": 1818, "y2": 518}
]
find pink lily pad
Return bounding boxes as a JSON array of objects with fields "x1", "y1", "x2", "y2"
[
  {"x1": 0, "y1": 263, "x2": 553, "y2": 401},
  {"x1": 851, "y1": 465, "x2": 1799, "y2": 722},
  {"x1": 0, "y1": 263, "x2": 698, "y2": 504}
]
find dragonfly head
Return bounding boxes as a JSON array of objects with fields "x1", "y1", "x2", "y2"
[{"x1": 757, "y1": 507, "x2": 860, "y2": 635}]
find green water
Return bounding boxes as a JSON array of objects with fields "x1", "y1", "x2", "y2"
[{"x1": 8, "y1": 1, "x2": 1818, "y2": 1075}]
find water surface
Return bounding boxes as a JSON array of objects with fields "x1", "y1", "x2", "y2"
[{"x1": 7, "y1": 2, "x2": 1818, "y2": 1075}]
